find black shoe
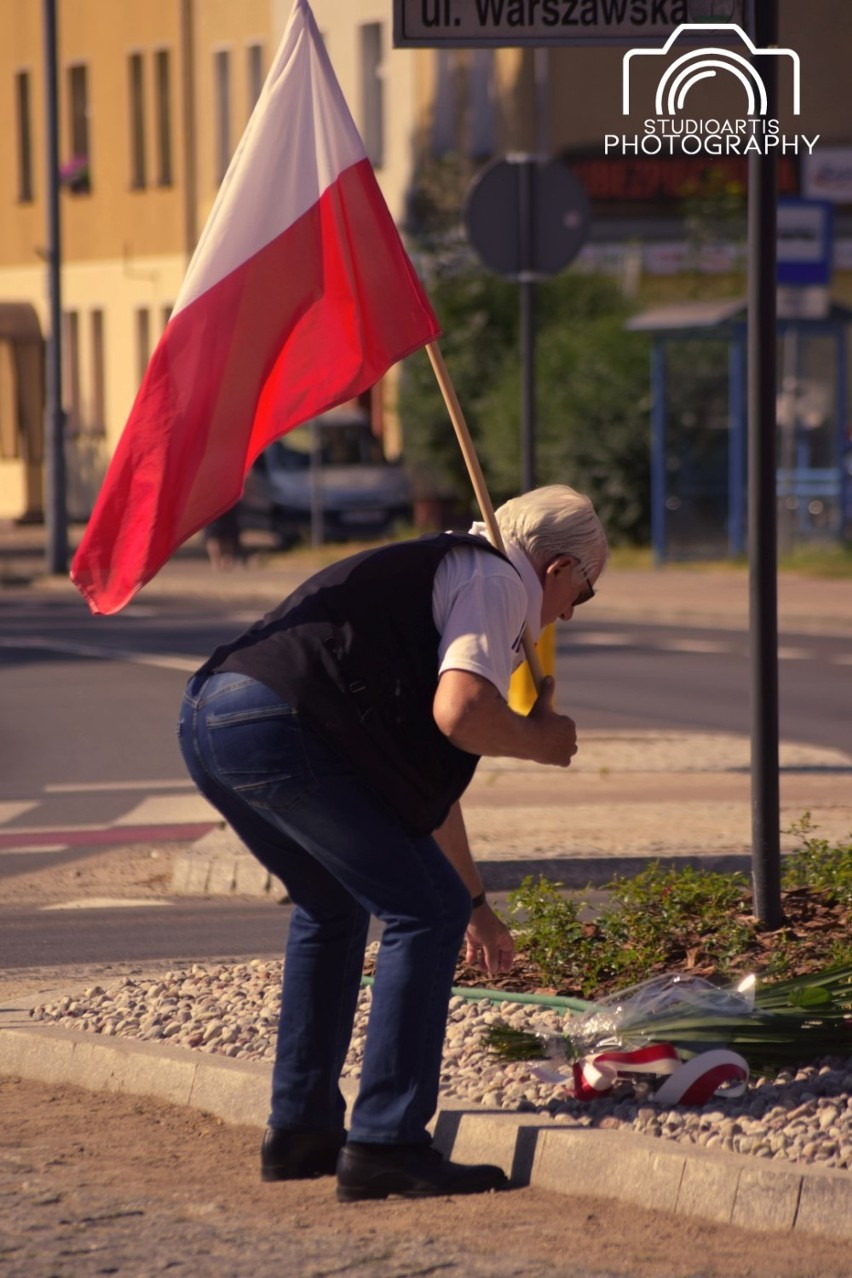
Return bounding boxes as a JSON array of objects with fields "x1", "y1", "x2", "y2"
[
  {"x1": 336, "y1": 1142, "x2": 508, "y2": 1201},
  {"x1": 260, "y1": 1127, "x2": 346, "y2": 1181}
]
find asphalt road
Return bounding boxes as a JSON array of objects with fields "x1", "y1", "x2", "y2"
[
  {"x1": 558, "y1": 617, "x2": 852, "y2": 752},
  {"x1": 1, "y1": 586, "x2": 849, "y2": 972},
  {"x1": 0, "y1": 898, "x2": 289, "y2": 970},
  {"x1": 2, "y1": 589, "x2": 850, "y2": 800}
]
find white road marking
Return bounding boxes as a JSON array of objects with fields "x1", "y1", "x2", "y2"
[
  {"x1": 659, "y1": 638, "x2": 731, "y2": 654},
  {"x1": 0, "y1": 636, "x2": 201, "y2": 672},
  {"x1": 113, "y1": 794, "x2": 220, "y2": 826},
  {"x1": 0, "y1": 801, "x2": 38, "y2": 825},
  {"x1": 44, "y1": 779, "x2": 196, "y2": 794},
  {"x1": 41, "y1": 898, "x2": 172, "y2": 911},
  {"x1": 777, "y1": 647, "x2": 810, "y2": 660},
  {"x1": 1, "y1": 843, "x2": 69, "y2": 854},
  {"x1": 1, "y1": 821, "x2": 111, "y2": 834},
  {"x1": 832, "y1": 654, "x2": 852, "y2": 666},
  {"x1": 572, "y1": 632, "x2": 634, "y2": 646}
]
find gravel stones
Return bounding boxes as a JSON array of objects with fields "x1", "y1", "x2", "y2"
[{"x1": 29, "y1": 958, "x2": 852, "y2": 1173}]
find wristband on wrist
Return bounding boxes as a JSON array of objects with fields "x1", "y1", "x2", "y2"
[{"x1": 470, "y1": 890, "x2": 487, "y2": 910}]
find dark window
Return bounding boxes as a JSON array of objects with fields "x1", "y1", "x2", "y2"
[
  {"x1": 136, "y1": 308, "x2": 150, "y2": 385},
  {"x1": 214, "y1": 49, "x2": 231, "y2": 183},
  {"x1": 0, "y1": 341, "x2": 19, "y2": 459},
  {"x1": 247, "y1": 42, "x2": 264, "y2": 116},
  {"x1": 16, "y1": 71, "x2": 34, "y2": 202},
  {"x1": 62, "y1": 311, "x2": 81, "y2": 436},
  {"x1": 128, "y1": 53, "x2": 146, "y2": 189},
  {"x1": 359, "y1": 24, "x2": 384, "y2": 168},
  {"x1": 90, "y1": 310, "x2": 105, "y2": 437},
  {"x1": 66, "y1": 64, "x2": 91, "y2": 192},
  {"x1": 155, "y1": 49, "x2": 173, "y2": 186}
]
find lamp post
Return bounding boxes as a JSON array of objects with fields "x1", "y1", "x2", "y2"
[
  {"x1": 43, "y1": 0, "x2": 67, "y2": 575},
  {"x1": 747, "y1": 0, "x2": 782, "y2": 929}
]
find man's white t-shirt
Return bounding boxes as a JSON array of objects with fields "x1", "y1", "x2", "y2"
[{"x1": 432, "y1": 524, "x2": 542, "y2": 699}]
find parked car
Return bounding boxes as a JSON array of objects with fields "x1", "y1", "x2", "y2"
[{"x1": 241, "y1": 410, "x2": 413, "y2": 547}]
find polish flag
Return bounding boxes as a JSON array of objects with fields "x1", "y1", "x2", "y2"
[{"x1": 71, "y1": 0, "x2": 439, "y2": 615}]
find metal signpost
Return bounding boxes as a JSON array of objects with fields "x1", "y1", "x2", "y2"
[
  {"x1": 465, "y1": 156, "x2": 589, "y2": 490},
  {"x1": 43, "y1": 0, "x2": 67, "y2": 575},
  {"x1": 747, "y1": 0, "x2": 781, "y2": 928},
  {"x1": 394, "y1": 0, "x2": 783, "y2": 925}
]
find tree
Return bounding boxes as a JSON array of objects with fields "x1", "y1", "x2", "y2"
[{"x1": 399, "y1": 265, "x2": 652, "y2": 544}]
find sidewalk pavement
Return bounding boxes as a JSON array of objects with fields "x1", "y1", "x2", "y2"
[
  {"x1": 2, "y1": 516, "x2": 852, "y2": 632},
  {"x1": 3, "y1": 519, "x2": 852, "y2": 1237}
]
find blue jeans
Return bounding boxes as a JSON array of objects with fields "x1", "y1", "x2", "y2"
[{"x1": 177, "y1": 671, "x2": 471, "y2": 1145}]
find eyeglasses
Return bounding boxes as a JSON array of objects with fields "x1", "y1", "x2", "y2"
[{"x1": 574, "y1": 560, "x2": 596, "y2": 607}]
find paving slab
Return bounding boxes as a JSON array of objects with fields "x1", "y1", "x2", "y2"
[{"x1": 1, "y1": 1017, "x2": 849, "y2": 1242}]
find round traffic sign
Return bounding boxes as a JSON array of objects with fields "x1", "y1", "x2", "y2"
[{"x1": 464, "y1": 155, "x2": 590, "y2": 279}]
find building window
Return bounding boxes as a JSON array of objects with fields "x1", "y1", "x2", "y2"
[
  {"x1": 247, "y1": 42, "x2": 264, "y2": 117},
  {"x1": 359, "y1": 23, "x2": 384, "y2": 168},
  {"x1": 90, "y1": 310, "x2": 105, "y2": 437},
  {"x1": 214, "y1": 49, "x2": 231, "y2": 183},
  {"x1": 0, "y1": 342, "x2": 19, "y2": 459},
  {"x1": 155, "y1": 49, "x2": 173, "y2": 186},
  {"x1": 135, "y1": 308, "x2": 151, "y2": 385},
  {"x1": 431, "y1": 51, "x2": 458, "y2": 157},
  {"x1": 16, "y1": 71, "x2": 34, "y2": 202},
  {"x1": 469, "y1": 50, "x2": 496, "y2": 160},
  {"x1": 62, "y1": 311, "x2": 81, "y2": 436},
  {"x1": 67, "y1": 64, "x2": 90, "y2": 192},
  {"x1": 128, "y1": 53, "x2": 146, "y2": 189}
]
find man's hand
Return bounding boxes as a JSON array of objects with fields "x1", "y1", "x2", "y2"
[
  {"x1": 434, "y1": 670, "x2": 578, "y2": 767},
  {"x1": 526, "y1": 675, "x2": 578, "y2": 767},
  {"x1": 464, "y1": 903, "x2": 515, "y2": 976}
]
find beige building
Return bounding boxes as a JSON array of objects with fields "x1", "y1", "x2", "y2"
[
  {"x1": 0, "y1": 0, "x2": 849, "y2": 521},
  {"x1": 0, "y1": 0, "x2": 272, "y2": 520}
]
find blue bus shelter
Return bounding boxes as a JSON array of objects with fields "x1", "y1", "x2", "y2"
[{"x1": 627, "y1": 299, "x2": 852, "y2": 564}]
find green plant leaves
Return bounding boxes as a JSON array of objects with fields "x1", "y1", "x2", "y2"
[{"x1": 499, "y1": 821, "x2": 852, "y2": 999}]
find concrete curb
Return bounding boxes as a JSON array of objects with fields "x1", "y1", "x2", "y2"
[
  {"x1": 170, "y1": 829, "x2": 759, "y2": 898},
  {"x1": 2, "y1": 1021, "x2": 850, "y2": 1241}
]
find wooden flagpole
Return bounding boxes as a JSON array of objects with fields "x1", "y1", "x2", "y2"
[{"x1": 425, "y1": 340, "x2": 543, "y2": 691}]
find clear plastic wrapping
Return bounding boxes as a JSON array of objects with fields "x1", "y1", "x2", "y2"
[{"x1": 567, "y1": 972, "x2": 756, "y2": 1057}]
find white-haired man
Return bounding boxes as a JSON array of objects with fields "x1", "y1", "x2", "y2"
[{"x1": 178, "y1": 484, "x2": 608, "y2": 1201}]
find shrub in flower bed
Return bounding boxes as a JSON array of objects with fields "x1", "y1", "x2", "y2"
[{"x1": 454, "y1": 815, "x2": 852, "y2": 1002}]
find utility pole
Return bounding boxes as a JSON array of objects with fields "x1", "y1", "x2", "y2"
[
  {"x1": 43, "y1": 0, "x2": 67, "y2": 574},
  {"x1": 747, "y1": 0, "x2": 782, "y2": 928}
]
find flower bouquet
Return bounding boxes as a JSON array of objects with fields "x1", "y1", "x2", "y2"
[{"x1": 484, "y1": 964, "x2": 852, "y2": 1103}]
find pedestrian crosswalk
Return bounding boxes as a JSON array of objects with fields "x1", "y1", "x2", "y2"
[
  {"x1": 572, "y1": 631, "x2": 852, "y2": 664},
  {"x1": 0, "y1": 781, "x2": 220, "y2": 854}
]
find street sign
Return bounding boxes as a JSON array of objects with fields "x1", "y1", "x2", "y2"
[
  {"x1": 776, "y1": 198, "x2": 833, "y2": 288},
  {"x1": 393, "y1": 1, "x2": 754, "y2": 49},
  {"x1": 465, "y1": 156, "x2": 590, "y2": 279},
  {"x1": 776, "y1": 198, "x2": 833, "y2": 321}
]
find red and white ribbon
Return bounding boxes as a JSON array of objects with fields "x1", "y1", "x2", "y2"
[
  {"x1": 651, "y1": 1049, "x2": 749, "y2": 1105},
  {"x1": 572, "y1": 1043, "x2": 681, "y2": 1100},
  {"x1": 533, "y1": 1042, "x2": 749, "y2": 1105}
]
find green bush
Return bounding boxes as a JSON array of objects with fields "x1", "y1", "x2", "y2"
[
  {"x1": 501, "y1": 820, "x2": 852, "y2": 996},
  {"x1": 502, "y1": 875, "x2": 589, "y2": 990},
  {"x1": 782, "y1": 814, "x2": 852, "y2": 907},
  {"x1": 398, "y1": 267, "x2": 652, "y2": 544}
]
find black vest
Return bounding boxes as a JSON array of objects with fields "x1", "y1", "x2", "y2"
[{"x1": 202, "y1": 533, "x2": 516, "y2": 835}]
